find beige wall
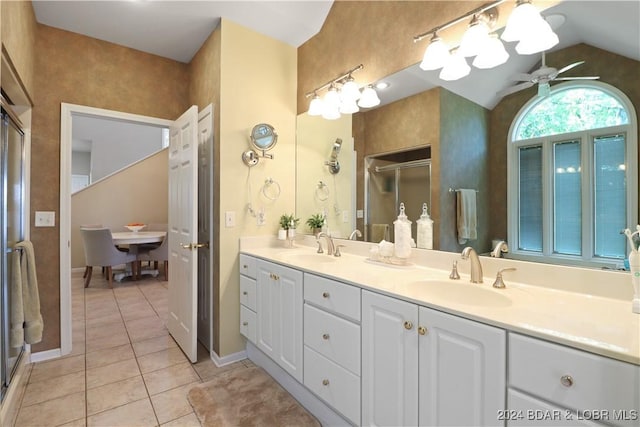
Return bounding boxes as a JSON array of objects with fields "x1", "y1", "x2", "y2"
[
  {"x1": 31, "y1": 24, "x2": 189, "y2": 351},
  {"x1": 296, "y1": 113, "x2": 354, "y2": 238},
  {"x1": 490, "y1": 44, "x2": 640, "y2": 241},
  {"x1": 1, "y1": 0, "x2": 36, "y2": 102},
  {"x1": 218, "y1": 19, "x2": 297, "y2": 356},
  {"x1": 71, "y1": 150, "x2": 168, "y2": 268}
]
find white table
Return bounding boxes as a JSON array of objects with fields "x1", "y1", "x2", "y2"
[{"x1": 111, "y1": 231, "x2": 166, "y2": 281}]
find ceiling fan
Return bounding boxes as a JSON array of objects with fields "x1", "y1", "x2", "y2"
[{"x1": 497, "y1": 52, "x2": 600, "y2": 98}]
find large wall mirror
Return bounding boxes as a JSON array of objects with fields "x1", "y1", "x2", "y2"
[
  {"x1": 72, "y1": 114, "x2": 169, "y2": 193},
  {"x1": 295, "y1": 0, "x2": 640, "y2": 269}
]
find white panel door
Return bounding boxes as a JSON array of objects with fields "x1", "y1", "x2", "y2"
[
  {"x1": 256, "y1": 262, "x2": 277, "y2": 360},
  {"x1": 362, "y1": 290, "x2": 419, "y2": 427},
  {"x1": 168, "y1": 105, "x2": 199, "y2": 363},
  {"x1": 418, "y1": 306, "x2": 506, "y2": 427},
  {"x1": 273, "y1": 262, "x2": 303, "y2": 382},
  {"x1": 197, "y1": 105, "x2": 213, "y2": 351}
]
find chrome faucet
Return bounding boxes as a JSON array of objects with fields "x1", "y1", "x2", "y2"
[
  {"x1": 491, "y1": 240, "x2": 509, "y2": 258},
  {"x1": 461, "y1": 246, "x2": 483, "y2": 283},
  {"x1": 349, "y1": 229, "x2": 362, "y2": 240},
  {"x1": 316, "y1": 232, "x2": 335, "y2": 256}
]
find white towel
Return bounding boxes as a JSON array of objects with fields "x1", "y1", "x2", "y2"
[
  {"x1": 14, "y1": 241, "x2": 44, "y2": 346},
  {"x1": 10, "y1": 250, "x2": 24, "y2": 348},
  {"x1": 457, "y1": 189, "x2": 477, "y2": 245}
]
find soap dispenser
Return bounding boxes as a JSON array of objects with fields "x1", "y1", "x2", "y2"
[
  {"x1": 416, "y1": 203, "x2": 434, "y2": 250},
  {"x1": 394, "y1": 202, "x2": 412, "y2": 259}
]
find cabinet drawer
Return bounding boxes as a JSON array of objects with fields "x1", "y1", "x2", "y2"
[
  {"x1": 509, "y1": 333, "x2": 640, "y2": 421},
  {"x1": 507, "y1": 389, "x2": 604, "y2": 427},
  {"x1": 304, "y1": 303, "x2": 360, "y2": 375},
  {"x1": 239, "y1": 254, "x2": 257, "y2": 279},
  {"x1": 240, "y1": 305, "x2": 256, "y2": 344},
  {"x1": 304, "y1": 346, "x2": 360, "y2": 426},
  {"x1": 240, "y1": 275, "x2": 257, "y2": 311},
  {"x1": 304, "y1": 273, "x2": 361, "y2": 322}
]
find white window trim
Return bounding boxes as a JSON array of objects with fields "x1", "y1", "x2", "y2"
[{"x1": 507, "y1": 81, "x2": 638, "y2": 268}]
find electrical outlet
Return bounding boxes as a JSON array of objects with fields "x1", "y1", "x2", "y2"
[
  {"x1": 356, "y1": 209, "x2": 364, "y2": 219},
  {"x1": 257, "y1": 209, "x2": 266, "y2": 226},
  {"x1": 224, "y1": 211, "x2": 236, "y2": 228},
  {"x1": 342, "y1": 210, "x2": 349, "y2": 223},
  {"x1": 35, "y1": 211, "x2": 55, "y2": 227}
]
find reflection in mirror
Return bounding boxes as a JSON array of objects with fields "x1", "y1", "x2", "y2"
[
  {"x1": 296, "y1": 113, "x2": 355, "y2": 238},
  {"x1": 250, "y1": 123, "x2": 278, "y2": 151},
  {"x1": 365, "y1": 147, "x2": 431, "y2": 243},
  {"x1": 72, "y1": 114, "x2": 168, "y2": 193}
]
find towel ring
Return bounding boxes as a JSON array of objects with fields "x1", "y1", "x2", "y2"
[
  {"x1": 315, "y1": 181, "x2": 330, "y2": 201},
  {"x1": 262, "y1": 178, "x2": 281, "y2": 201}
]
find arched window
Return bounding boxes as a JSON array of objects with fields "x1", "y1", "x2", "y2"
[{"x1": 507, "y1": 82, "x2": 637, "y2": 267}]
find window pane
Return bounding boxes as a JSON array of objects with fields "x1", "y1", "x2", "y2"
[
  {"x1": 594, "y1": 134, "x2": 627, "y2": 258},
  {"x1": 519, "y1": 146, "x2": 543, "y2": 251},
  {"x1": 554, "y1": 140, "x2": 582, "y2": 255},
  {"x1": 515, "y1": 88, "x2": 629, "y2": 140}
]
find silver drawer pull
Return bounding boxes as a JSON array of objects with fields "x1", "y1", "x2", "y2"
[
  {"x1": 322, "y1": 333, "x2": 330, "y2": 340},
  {"x1": 560, "y1": 375, "x2": 574, "y2": 387},
  {"x1": 322, "y1": 379, "x2": 330, "y2": 386},
  {"x1": 242, "y1": 321, "x2": 248, "y2": 326},
  {"x1": 322, "y1": 292, "x2": 330, "y2": 298}
]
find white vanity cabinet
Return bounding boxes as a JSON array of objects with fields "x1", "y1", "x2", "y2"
[
  {"x1": 507, "y1": 333, "x2": 640, "y2": 427},
  {"x1": 303, "y1": 273, "x2": 362, "y2": 425},
  {"x1": 362, "y1": 290, "x2": 506, "y2": 427},
  {"x1": 239, "y1": 254, "x2": 257, "y2": 343},
  {"x1": 256, "y1": 259, "x2": 304, "y2": 382}
]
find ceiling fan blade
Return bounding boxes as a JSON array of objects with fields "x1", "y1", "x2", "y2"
[
  {"x1": 554, "y1": 76, "x2": 600, "y2": 81},
  {"x1": 497, "y1": 81, "x2": 534, "y2": 97},
  {"x1": 557, "y1": 61, "x2": 585, "y2": 74},
  {"x1": 511, "y1": 73, "x2": 534, "y2": 82}
]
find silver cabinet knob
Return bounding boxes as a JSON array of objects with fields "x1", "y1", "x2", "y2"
[
  {"x1": 322, "y1": 292, "x2": 330, "y2": 298},
  {"x1": 322, "y1": 379, "x2": 330, "y2": 386},
  {"x1": 322, "y1": 333, "x2": 330, "y2": 340},
  {"x1": 560, "y1": 375, "x2": 574, "y2": 387}
]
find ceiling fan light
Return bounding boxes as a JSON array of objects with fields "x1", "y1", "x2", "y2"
[
  {"x1": 473, "y1": 33, "x2": 509, "y2": 68},
  {"x1": 459, "y1": 17, "x2": 490, "y2": 57},
  {"x1": 419, "y1": 35, "x2": 450, "y2": 70},
  {"x1": 439, "y1": 49, "x2": 470, "y2": 81},
  {"x1": 341, "y1": 77, "x2": 361, "y2": 101},
  {"x1": 308, "y1": 94, "x2": 324, "y2": 116},
  {"x1": 502, "y1": 1, "x2": 544, "y2": 42},
  {"x1": 358, "y1": 86, "x2": 381, "y2": 108}
]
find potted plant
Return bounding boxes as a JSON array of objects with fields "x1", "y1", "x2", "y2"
[
  {"x1": 306, "y1": 213, "x2": 325, "y2": 235},
  {"x1": 279, "y1": 214, "x2": 299, "y2": 240}
]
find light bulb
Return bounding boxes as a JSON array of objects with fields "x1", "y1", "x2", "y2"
[
  {"x1": 472, "y1": 33, "x2": 509, "y2": 68},
  {"x1": 459, "y1": 16, "x2": 490, "y2": 57},
  {"x1": 341, "y1": 77, "x2": 361, "y2": 101},
  {"x1": 323, "y1": 85, "x2": 340, "y2": 109},
  {"x1": 322, "y1": 103, "x2": 340, "y2": 120},
  {"x1": 515, "y1": 20, "x2": 559, "y2": 54},
  {"x1": 308, "y1": 94, "x2": 324, "y2": 116},
  {"x1": 357, "y1": 86, "x2": 381, "y2": 108},
  {"x1": 419, "y1": 34, "x2": 450, "y2": 71},
  {"x1": 339, "y1": 98, "x2": 359, "y2": 114},
  {"x1": 502, "y1": 1, "x2": 545, "y2": 42}
]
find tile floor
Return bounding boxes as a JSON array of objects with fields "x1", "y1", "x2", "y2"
[{"x1": 13, "y1": 269, "x2": 251, "y2": 427}]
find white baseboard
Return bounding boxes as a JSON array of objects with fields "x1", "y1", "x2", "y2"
[
  {"x1": 30, "y1": 348, "x2": 62, "y2": 363},
  {"x1": 0, "y1": 351, "x2": 31, "y2": 427},
  {"x1": 246, "y1": 342, "x2": 352, "y2": 427},
  {"x1": 209, "y1": 348, "x2": 247, "y2": 367}
]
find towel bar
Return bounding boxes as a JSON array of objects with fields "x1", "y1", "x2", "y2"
[{"x1": 448, "y1": 188, "x2": 479, "y2": 193}]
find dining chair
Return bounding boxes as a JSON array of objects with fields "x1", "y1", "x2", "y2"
[
  {"x1": 80, "y1": 227, "x2": 137, "y2": 288},
  {"x1": 136, "y1": 235, "x2": 169, "y2": 281}
]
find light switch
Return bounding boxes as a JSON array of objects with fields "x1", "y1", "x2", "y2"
[
  {"x1": 356, "y1": 209, "x2": 364, "y2": 219},
  {"x1": 225, "y1": 211, "x2": 236, "y2": 228},
  {"x1": 342, "y1": 210, "x2": 349, "y2": 223},
  {"x1": 35, "y1": 211, "x2": 56, "y2": 227}
]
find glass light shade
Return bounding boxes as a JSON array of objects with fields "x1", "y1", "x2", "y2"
[
  {"x1": 439, "y1": 50, "x2": 471, "y2": 81},
  {"x1": 419, "y1": 35, "x2": 450, "y2": 70},
  {"x1": 339, "y1": 98, "x2": 359, "y2": 114},
  {"x1": 515, "y1": 22, "x2": 559, "y2": 54},
  {"x1": 458, "y1": 19, "x2": 490, "y2": 57},
  {"x1": 358, "y1": 86, "x2": 381, "y2": 108},
  {"x1": 501, "y1": 2, "x2": 544, "y2": 42},
  {"x1": 341, "y1": 78, "x2": 361, "y2": 101},
  {"x1": 472, "y1": 34, "x2": 509, "y2": 68},
  {"x1": 322, "y1": 103, "x2": 341, "y2": 120},
  {"x1": 323, "y1": 85, "x2": 341, "y2": 109},
  {"x1": 308, "y1": 95, "x2": 324, "y2": 116}
]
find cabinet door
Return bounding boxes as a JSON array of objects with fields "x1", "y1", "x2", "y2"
[
  {"x1": 362, "y1": 290, "x2": 419, "y2": 427},
  {"x1": 273, "y1": 262, "x2": 303, "y2": 382},
  {"x1": 418, "y1": 307, "x2": 506, "y2": 427},
  {"x1": 256, "y1": 260, "x2": 303, "y2": 382}
]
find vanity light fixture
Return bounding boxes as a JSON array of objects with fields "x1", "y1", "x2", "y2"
[
  {"x1": 305, "y1": 64, "x2": 381, "y2": 119},
  {"x1": 414, "y1": 0, "x2": 558, "y2": 81},
  {"x1": 439, "y1": 49, "x2": 471, "y2": 81}
]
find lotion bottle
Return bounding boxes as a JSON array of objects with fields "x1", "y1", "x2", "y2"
[{"x1": 416, "y1": 203, "x2": 434, "y2": 250}]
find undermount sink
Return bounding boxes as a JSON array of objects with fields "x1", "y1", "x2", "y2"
[
  {"x1": 405, "y1": 280, "x2": 512, "y2": 308},
  {"x1": 276, "y1": 251, "x2": 337, "y2": 264}
]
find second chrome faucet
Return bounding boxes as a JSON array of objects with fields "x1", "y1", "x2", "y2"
[{"x1": 461, "y1": 246, "x2": 483, "y2": 283}]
